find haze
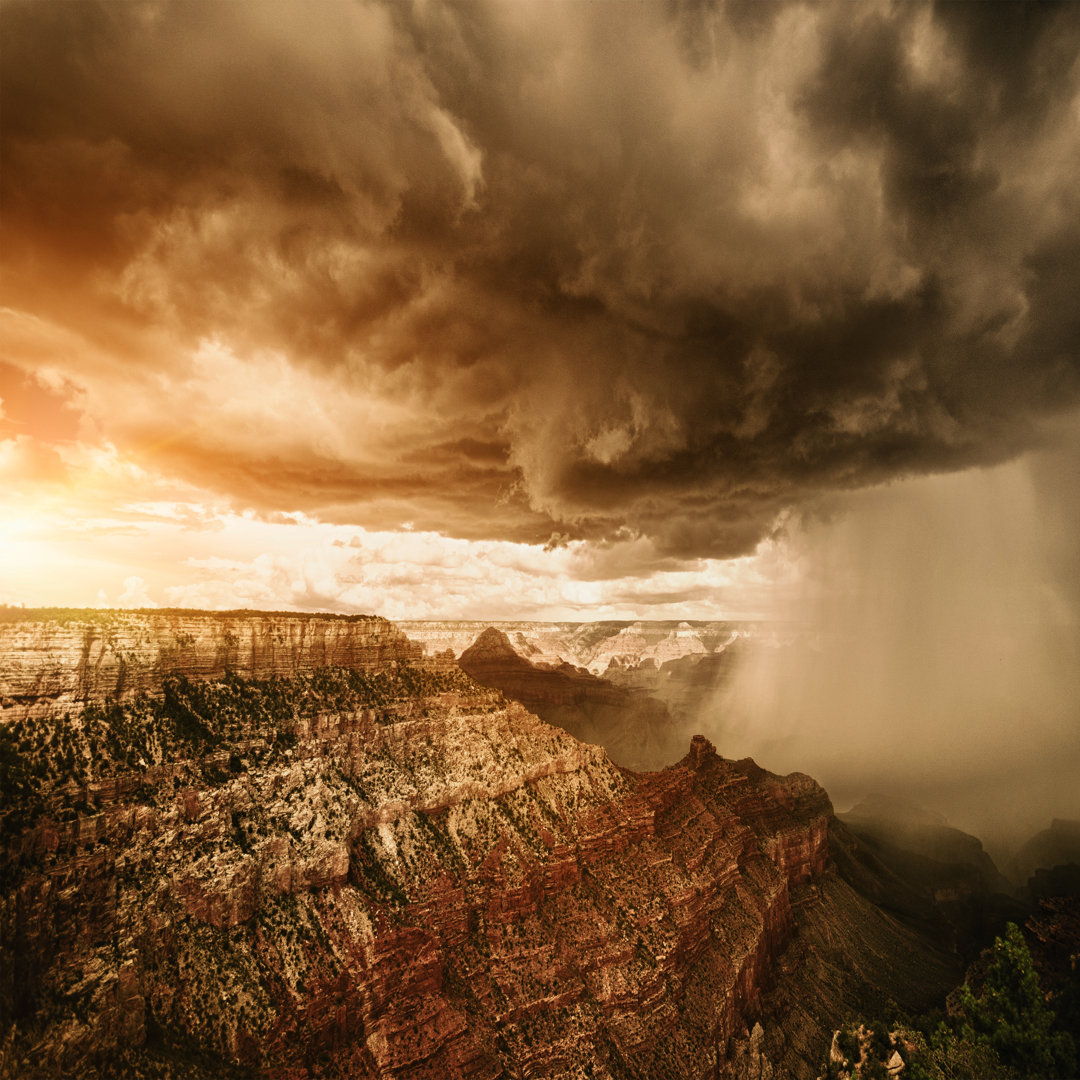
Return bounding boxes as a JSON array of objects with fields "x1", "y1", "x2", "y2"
[
  {"x1": 714, "y1": 420, "x2": 1080, "y2": 850},
  {"x1": 2, "y1": 0, "x2": 1078, "y2": 845}
]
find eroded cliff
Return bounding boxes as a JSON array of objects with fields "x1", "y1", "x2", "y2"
[
  {"x1": 0, "y1": 611, "x2": 957, "y2": 1080},
  {"x1": 1, "y1": 688, "x2": 829, "y2": 1076},
  {"x1": 396, "y1": 619, "x2": 748, "y2": 675},
  {"x1": 458, "y1": 627, "x2": 685, "y2": 771},
  {"x1": 0, "y1": 609, "x2": 420, "y2": 718}
]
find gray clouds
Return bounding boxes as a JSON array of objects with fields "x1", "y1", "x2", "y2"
[{"x1": 2, "y1": 0, "x2": 1079, "y2": 555}]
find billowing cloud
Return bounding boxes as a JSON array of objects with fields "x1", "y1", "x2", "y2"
[{"x1": 3, "y1": 0, "x2": 1078, "y2": 558}]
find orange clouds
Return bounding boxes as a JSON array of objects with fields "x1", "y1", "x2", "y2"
[{"x1": 2, "y1": 0, "x2": 1080, "y2": 570}]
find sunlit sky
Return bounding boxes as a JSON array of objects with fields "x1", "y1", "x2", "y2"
[
  {"x1": 2, "y1": 0, "x2": 1079, "y2": 624},
  {"x1": 0, "y1": 447, "x2": 801, "y2": 620}
]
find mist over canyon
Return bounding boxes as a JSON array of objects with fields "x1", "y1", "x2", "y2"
[
  {"x1": 399, "y1": 612, "x2": 1079, "y2": 857},
  {"x1": 1, "y1": 607, "x2": 1077, "y2": 1079}
]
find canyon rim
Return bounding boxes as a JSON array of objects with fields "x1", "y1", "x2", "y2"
[{"x1": 4, "y1": 0, "x2": 1080, "y2": 1076}]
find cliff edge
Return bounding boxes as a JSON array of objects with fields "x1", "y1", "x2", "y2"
[
  {"x1": 0, "y1": 610, "x2": 958, "y2": 1079},
  {"x1": 0, "y1": 608, "x2": 420, "y2": 718}
]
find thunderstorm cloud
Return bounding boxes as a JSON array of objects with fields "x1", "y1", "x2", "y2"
[{"x1": 3, "y1": 0, "x2": 1079, "y2": 558}]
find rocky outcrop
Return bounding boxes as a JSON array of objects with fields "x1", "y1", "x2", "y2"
[
  {"x1": 0, "y1": 612, "x2": 961, "y2": 1080},
  {"x1": 839, "y1": 794, "x2": 1012, "y2": 898},
  {"x1": 604, "y1": 644, "x2": 746, "y2": 725},
  {"x1": 0, "y1": 609, "x2": 420, "y2": 718},
  {"x1": 458, "y1": 627, "x2": 684, "y2": 770},
  {"x1": 1011, "y1": 819, "x2": 1080, "y2": 886},
  {"x1": 0, "y1": 631, "x2": 836, "y2": 1079},
  {"x1": 837, "y1": 795, "x2": 1025, "y2": 957},
  {"x1": 396, "y1": 620, "x2": 585, "y2": 667},
  {"x1": 406, "y1": 622, "x2": 764, "y2": 751},
  {"x1": 1025, "y1": 891, "x2": 1080, "y2": 1040}
]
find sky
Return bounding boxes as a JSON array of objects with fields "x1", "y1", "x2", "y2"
[
  {"x1": 2, "y1": 1, "x2": 1079, "y2": 832},
  {"x1": 2, "y1": 0, "x2": 1078, "y2": 622}
]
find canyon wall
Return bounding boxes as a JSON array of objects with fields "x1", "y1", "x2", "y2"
[
  {"x1": 403, "y1": 620, "x2": 793, "y2": 744},
  {"x1": 396, "y1": 619, "x2": 753, "y2": 674},
  {"x1": 1, "y1": 687, "x2": 830, "y2": 1077},
  {"x1": 0, "y1": 610, "x2": 420, "y2": 718},
  {"x1": 0, "y1": 610, "x2": 958, "y2": 1079},
  {"x1": 457, "y1": 626, "x2": 685, "y2": 770}
]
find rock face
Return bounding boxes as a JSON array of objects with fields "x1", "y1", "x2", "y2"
[
  {"x1": 603, "y1": 644, "x2": 747, "y2": 727},
  {"x1": 0, "y1": 610, "x2": 958, "y2": 1079},
  {"x1": 1011, "y1": 819, "x2": 1080, "y2": 885},
  {"x1": 407, "y1": 622, "x2": 783, "y2": 750},
  {"x1": 839, "y1": 794, "x2": 1012, "y2": 897},
  {"x1": 0, "y1": 609, "x2": 420, "y2": 718},
  {"x1": 458, "y1": 627, "x2": 684, "y2": 770},
  {"x1": 397, "y1": 619, "x2": 754, "y2": 675}
]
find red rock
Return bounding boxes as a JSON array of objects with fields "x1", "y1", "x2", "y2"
[
  {"x1": 181, "y1": 789, "x2": 200, "y2": 822},
  {"x1": 0, "y1": 615, "x2": 952, "y2": 1080}
]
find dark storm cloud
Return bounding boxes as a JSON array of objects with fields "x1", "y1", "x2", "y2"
[{"x1": 2, "y1": 0, "x2": 1079, "y2": 555}]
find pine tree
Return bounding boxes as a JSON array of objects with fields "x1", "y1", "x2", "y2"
[{"x1": 959, "y1": 922, "x2": 1076, "y2": 1079}]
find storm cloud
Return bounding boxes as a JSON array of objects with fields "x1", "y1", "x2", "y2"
[{"x1": 3, "y1": 0, "x2": 1079, "y2": 556}]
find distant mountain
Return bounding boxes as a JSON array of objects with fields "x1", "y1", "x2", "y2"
[
  {"x1": 603, "y1": 642, "x2": 748, "y2": 726},
  {"x1": 838, "y1": 794, "x2": 1026, "y2": 956},
  {"x1": 843, "y1": 793, "x2": 949, "y2": 829},
  {"x1": 403, "y1": 620, "x2": 789, "y2": 749},
  {"x1": 1011, "y1": 818, "x2": 1080, "y2": 885},
  {"x1": 457, "y1": 626, "x2": 684, "y2": 770},
  {"x1": 396, "y1": 618, "x2": 792, "y2": 674}
]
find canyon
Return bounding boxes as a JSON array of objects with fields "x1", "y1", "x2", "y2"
[
  {"x1": 409, "y1": 621, "x2": 767, "y2": 773},
  {"x1": 1, "y1": 610, "x2": 961, "y2": 1078},
  {"x1": 456, "y1": 627, "x2": 685, "y2": 771},
  {"x1": 397, "y1": 621, "x2": 781, "y2": 727},
  {"x1": 0, "y1": 609, "x2": 420, "y2": 719},
  {"x1": 395, "y1": 620, "x2": 753, "y2": 675}
]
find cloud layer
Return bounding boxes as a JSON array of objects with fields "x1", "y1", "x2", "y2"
[{"x1": 4, "y1": 0, "x2": 1079, "y2": 558}]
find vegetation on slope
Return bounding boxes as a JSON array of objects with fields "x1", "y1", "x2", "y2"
[
  {"x1": 824, "y1": 922, "x2": 1077, "y2": 1080},
  {"x1": 0, "y1": 663, "x2": 480, "y2": 840},
  {"x1": 0, "y1": 605, "x2": 384, "y2": 624}
]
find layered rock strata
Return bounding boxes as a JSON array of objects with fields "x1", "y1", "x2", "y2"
[
  {"x1": 397, "y1": 620, "x2": 750, "y2": 674},
  {"x1": 1, "y1": 664, "x2": 832, "y2": 1077},
  {"x1": 414, "y1": 624, "x2": 775, "y2": 759},
  {"x1": 458, "y1": 627, "x2": 684, "y2": 770},
  {"x1": 602, "y1": 647, "x2": 747, "y2": 732},
  {"x1": 0, "y1": 610, "x2": 420, "y2": 719},
  {"x1": 0, "y1": 611, "x2": 960, "y2": 1080}
]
